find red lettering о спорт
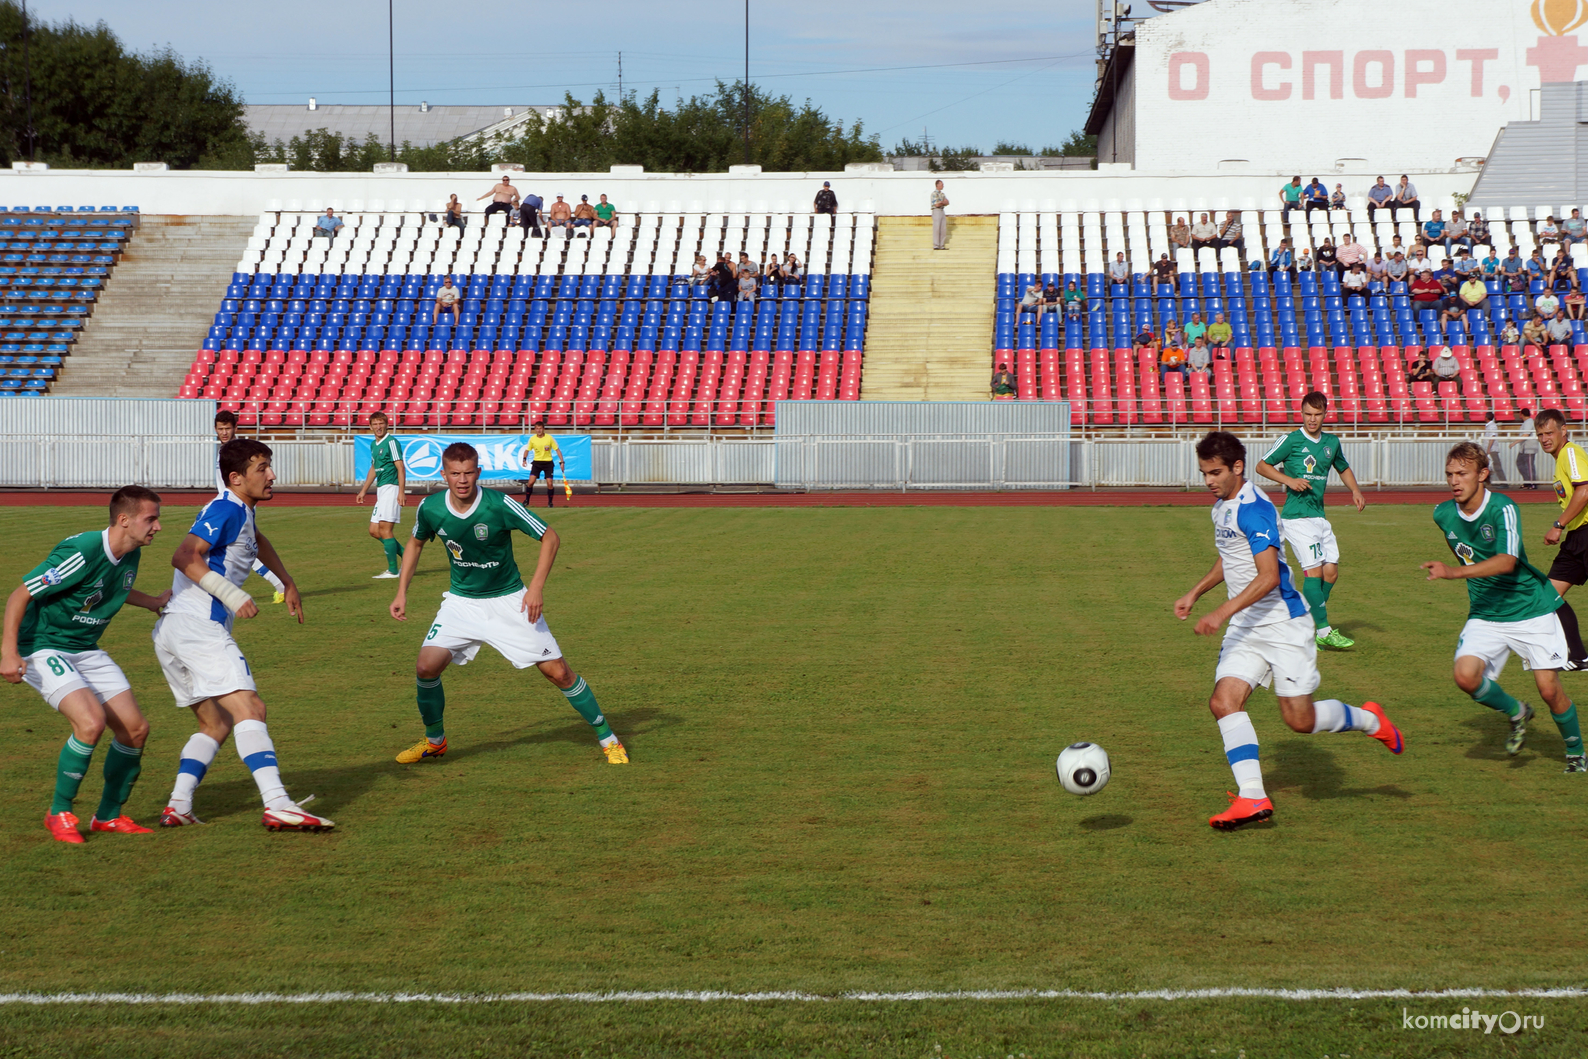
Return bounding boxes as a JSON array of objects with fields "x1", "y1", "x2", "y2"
[{"x1": 1164, "y1": 49, "x2": 1500, "y2": 100}]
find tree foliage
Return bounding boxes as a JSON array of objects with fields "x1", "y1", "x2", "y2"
[{"x1": 0, "y1": 1, "x2": 248, "y2": 169}]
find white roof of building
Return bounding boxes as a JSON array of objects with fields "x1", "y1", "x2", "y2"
[{"x1": 244, "y1": 104, "x2": 561, "y2": 148}]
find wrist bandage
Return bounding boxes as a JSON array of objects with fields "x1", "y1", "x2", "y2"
[{"x1": 198, "y1": 571, "x2": 253, "y2": 614}]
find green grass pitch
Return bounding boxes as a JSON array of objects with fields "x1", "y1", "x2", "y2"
[{"x1": 0, "y1": 497, "x2": 1585, "y2": 1057}]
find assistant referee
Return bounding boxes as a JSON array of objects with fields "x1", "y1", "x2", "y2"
[{"x1": 519, "y1": 421, "x2": 565, "y2": 509}]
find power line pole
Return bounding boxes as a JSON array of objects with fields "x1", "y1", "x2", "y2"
[
  {"x1": 617, "y1": 51, "x2": 622, "y2": 99},
  {"x1": 22, "y1": 0, "x2": 34, "y2": 162},
  {"x1": 743, "y1": 0, "x2": 751, "y2": 164},
  {"x1": 388, "y1": 0, "x2": 396, "y2": 161}
]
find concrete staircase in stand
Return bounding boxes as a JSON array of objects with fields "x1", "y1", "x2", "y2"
[
  {"x1": 859, "y1": 214, "x2": 997, "y2": 402},
  {"x1": 51, "y1": 215, "x2": 254, "y2": 397}
]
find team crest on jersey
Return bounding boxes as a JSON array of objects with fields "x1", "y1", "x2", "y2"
[
  {"x1": 474, "y1": 524, "x2": 489, "y2": 540},
  {"x1": 1480, "y1": 524, "x2": 1496, "y2": 542},
  {"x1": 122, "y1": 570, "x2": 135, "y2": 588},
  {"x1": 445, "y1": 539, "x2": 464, "y2": 560},
  {"x1": 80, "y1": 590, "x2": 102, "y2": 612}
]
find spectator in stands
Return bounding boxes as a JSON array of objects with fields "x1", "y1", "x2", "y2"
[
  {"x1": 783, "y1": 253, "x2": 803, "y2": 287},
  {"x1": 477, "y1": 175, "x2": 518, "y2": 221},
  {"x1": 1406, "y1": 351, "x2": 1436, "y2": 383},
  {"x1": 1315, "y1": 237, "x2": 1337, "y2": 273},
  {"x1": 1295, "y1": 248, "x2": 1315, "y2": 272},
  {"x1": 518, "y1": 188, "x2": 544, "y2": 237},
  {"x1": 1500, "y1": 319, "x2": 1522, "y2": 347},
  {"x1": 1366, "y1": 176, "x2": 1395, "y2": 221},
  {"x1": 737, "y1": 252, "x2": 753, "y2": 275},
  {"x1": 1152, "y1": 252, "x2": 1175, "y2": 286},
  {"x1": 1133, "y1": 324, "x2": 1159, "y2": 359},
  {"x1": 571, "y1": 195, "x2": 597, "y2": 234},
  {"x1": 1387, "y1": 233, "x2": 1407, "y2": 257},
  {"x1": 443, "y1": 194, "x2": 466, "y2": 229},
  {"x1": 990, "y1": 363, "x2": 1016, "y2": 398},
  {"x1": 1513, "y1": 407, "x2": 1541, "y2": 488},
  {"x1": 1160, "y1": 340, "x2": 1188, "y2": 380},
  {"x1": 1169, "y1": 215, "x2": 1191, "y2": 250},
  {"x1": 1407, "y1": 245, "x2": 1430, "y2": 271},
  {"x1": 1468, "y1": 212, "x2": 1491, "y2": 247},
  {"x1": 765, "y1": 254, "x2": 783, "y2": 286},
  {"x1": 433, "y1": 275, "x2": 461, "y2": 325},
  {"x1": 1041, "y1": 280, "x2": 1061, "y2": 315},
  {"x1": 1368, "y1": 252, "x2": 1388, "y2": 282},
  {"x1": 1342, "y1": 262, "x2": 1369, "y2": 296},
  {"x1": 691, "y1": 254, "x2": 710, "y2": 285},
  {"x1": 1503, "y1": 247, "x2": 1525, "y2": 285},
  {"x1": 1190, "y1": 213, "x2": 1218, "y2": 250},
  {"x1": 1279, "y1": 176, "x2": 1304, "y2": 219},
  {"x1": 1386, "y1": 251, "x2": 1409, "y2": 282},
  {"x1": 1063, "y1": 280, "x2": 1087, "y2": 319},
  {"x1": 1566, "y1": 282, "x2": 1586, "y2": 320},
  {"x1": 1535, "y1": 288, "x2": 1561, "y2": 319},
  {"x1": 1551, "y1": 250, "x2": 1577, "y2": 291},
  {"x1": 1215, "y1": 211, "x2": 1244, "y2": 251},
  {"x1": 1108, "y1": 252, "x2": 1130, "y2": 283},
  {"x1": 1432, "y1": 346, "x2": 1461, "y2": 380},
  {"x1": 1330, "y1": 182, "x2": 1347, "y2": 210},
  {"x1": 1418, "y1": 209, "x2": 1446, "y2": 249},
  {"x1": 1336, "y1": 232, "x2": 1366, "y2": 275},
  {"x1": 1442, "y1": 273, "x2": 1488, "y2": 327},
  {"x1": 1018, "y1": 279, "x2": 1043, "y2": 318},
  {"x1": 1452, "y1": 248, "x2": 1480, "y2": 278},
  {"x1": 1444, "y1": 211, "x2": 1471, "y2": 252},
  {"x1": 1303, "y1": 177, "x2": 1330, "y2": 216},
  {"x1": 1206, "y1": 312, "x2": 1232, "y2": 349},
  {"x1": 311, "y1": 207, "x2": 343, "y2": 240},
  {"x1": 1163, "y1": 318, "x2": 1185, "y2": 351},
  {"x1": 930, "y1": 180, "x2": 949, "y2": 250},
  {"x1": 1410, "y1": 267, "x2": 1445, "y2": 314},
  {"x1": 1187, "y1": 336, "x2": 1213, "y2": 376},
  {"x1": 815, "y1": 181, "x2": 837, "y2": 215},
  {"x1": 1184, "y1": 311, "x2": 1207, "y2": 345},
  {"x1": 1548, "y1": 307, "x2": 1574, "y2": 345},
  {"x1": 1392, "y1": 175, "x2": 1421, "y2": 221},
  {"x1": 709, "y1": 254, "x2": 736, "y2": 302},
  {"x1": 1539, "y1": 215, "x2": 1564, "y2": 249},
  {"x1": 593, "y1": 194, "x2": 618, "y2": 229},
  {"x1": 1268, "y1": 238, "x2": 1295, "y2": 277},
  {"x1": 1433, "y1": 258, "x2": 1460, "y2": 298},
  {"x1": 1523, "y1": 315, "x2": 1550, "y2": 354},
  {"x1": 737, "y1": 266, "x2": 758, "y2": 303},
  {"x1": 1566, "y1": 208, "x2": 1587, "y2": 247},
  {"x1": 1481, "y1": 247, "x2": 1501, "y2": 278},
  {"x1": 546, "y1": 194, "x2": 572, "y2": 234}
]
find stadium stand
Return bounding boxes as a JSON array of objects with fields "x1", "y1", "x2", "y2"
[
  {"x1": 992, "y1": 198, "x2": 1588, "y2": 428},
  {"x1": 0, "y1": 206, "x2": 135, "y2": 398},
  {"x1": 176, "y1": 207, "x2": 875, "y2": 428}
]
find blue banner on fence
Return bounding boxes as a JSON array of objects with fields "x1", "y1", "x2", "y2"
[{"x1": 354, "y1": 434, "x2": 592, "y2": 482}]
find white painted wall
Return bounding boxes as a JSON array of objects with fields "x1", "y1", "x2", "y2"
[
  {"x1": 0, "y1": 164, "x2": 1480, "y2": 219},
  {"x1": 1131, "y1": 0, "x2": 1583, "y2": 172}
]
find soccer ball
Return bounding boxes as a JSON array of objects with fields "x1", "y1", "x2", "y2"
[{"x1": 1056, "y1": 742, "x2": 1111, "y2": 796}]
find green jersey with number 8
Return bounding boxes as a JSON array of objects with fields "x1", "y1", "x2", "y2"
[
  {"x1": 411, "y1": 487, "x2": 549, "y2": 599},
  {"x1": 18, "y1": 529, "x2": 141, "y2": 654}
]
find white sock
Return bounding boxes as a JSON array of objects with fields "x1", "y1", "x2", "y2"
[
  {"x1": 169, "y1": 732, "x2": 219, "y2": 813},
  {"x1": 599, "y1": 734, "x2": 620, "y2": 748},
  {"x1": 1312, "y1": 698, "x2": 1381, "y2": 735},
  {"x1": 253, "y1": 561, "x2": 285, "y2": 592},
  {"x1": 1217, "y1": 712, "x2": 1266, "y2": 800},
  {"x1": 233, "y1": 719, "x2": 293, "y2": 811},
  {"x1": 1316, "y1": 624, "x2": 1333, "y2": 637}
]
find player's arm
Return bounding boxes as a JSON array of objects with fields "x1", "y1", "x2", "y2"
[
  {"x1": 1338, "y1": 466, "x2": 1367, "y2": 512},
  {"x1": 1174, "y1": 557, "x2": 1225, "y2": 620},
  {"x1": 172, "y1": 533, "x2": 259, "y2": 620},
  {"x1": 1546, "y1": 481, "x2": 1588, "y2": 545},
  {"x1": 1254, "y1": 458, "x2": 1307, "y2": 493},
  {"x1": 1194, "y1": 547, "x2": 1282, "y2": 636},
  {"x1": 519, "y1": 444, "x2": 533, "y2": 468},
  {"x1": 1, "y1": 582, "x2": 32, "y2": 682},
  {"x1": 355, "y1": 463, "x2": 376, "y2": 503},
  {"x1": 254, "y1": 531, "x2": 303, "y2": 623},
  {"x1": 554, "y1": 439, "x2": 565, "y2": 469},
  {"x1": 124, "y1": 587, "x2": 170, "y2": 614},
  {"x1": 389, "y1": 534, "x2": 425, "y2": 621},
  {"x1": 394, "y1": 456, "x2": 406, "y2": 507},
  {"x1": 521, "y1": 526, "x2": 560, "y2": 624},
  {"x1": 1423, "y1": 551, "x2": 1518, "y2": 581}
]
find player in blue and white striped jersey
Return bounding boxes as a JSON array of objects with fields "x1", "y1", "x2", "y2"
[
  {"x1": 213, "y1": 410, "x2": 286, "y2": 604},
  {"x1": 1174, "y1": 431, "x2": 1403, "y2": 831}
]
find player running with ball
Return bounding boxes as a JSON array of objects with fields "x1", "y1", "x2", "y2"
[
  {"x1": 388, "y1": 441, "x2": 627, "y2": 765},
  {"x1": 1254, "y1": 392, "x2": 1366, "y2": 650},
  {"x1": 1175, "y1": 431, "x2": 1403, "y2": 831},
  {"x1": 1, "y1": 487, "x2": 169, "y2": 842},
  {"x1": 1424, "y1": 442, "x2": 1586, "y2": 770}
]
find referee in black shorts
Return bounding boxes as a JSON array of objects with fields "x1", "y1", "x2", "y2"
[
  {"x1": 1535, "y1": 408, "x2": 1588, "y2": 665},
  {"x1": 518, "y1": 421, "x2": 564, "y2": 508}
]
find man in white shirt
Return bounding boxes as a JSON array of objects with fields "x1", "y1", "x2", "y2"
[
  {"x1": 1513, "y1": 406, "x2": 1543, "y2": 488},
  {"x1": 1484, "y1": 412, "x2": 1508, "y2": 484},
  {"x1": 1432, "y1": 347, "x2": 1461, "y2": 380}
]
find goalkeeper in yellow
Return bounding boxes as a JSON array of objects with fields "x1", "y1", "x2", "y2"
[{"x1": 519, "y1": 421, "x2": 565, "y2": 508}]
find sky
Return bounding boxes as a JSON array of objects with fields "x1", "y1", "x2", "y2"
[{"x1": 28, "y1": 0, "x2": 1105, "y2": 153}]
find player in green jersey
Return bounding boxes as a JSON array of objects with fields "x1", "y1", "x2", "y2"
[
  {"x1": 1424, "y1": 442, "x2": 1587, "y2": 770},
  {"x1": 387, "y1": 441, "x2": 629, "y2": 766},
  {"x1": 354, "y1": 411, "x2": 406, "y2": 578},
  {"x1": 0, "y1": 486, "x2": 170, "y2": 842},
  {"x1": 1255, "y1": 392, "x2": 1367, "y2": 650}
]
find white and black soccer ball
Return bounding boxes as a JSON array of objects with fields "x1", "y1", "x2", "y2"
[{"x1": 1056, "y1": 741, "x2": 1111, "y2": 796}]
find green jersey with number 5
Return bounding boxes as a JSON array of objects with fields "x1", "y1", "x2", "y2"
[
  {"x1": 411, "y1": 487, "x2": 549, "y2": 599},
  {"x1": 1262, "y1": 429, "x2": 1350, "y2": 519},
  {"x1": 18, "y1": 529, "x2": 141, "y2": 654}
]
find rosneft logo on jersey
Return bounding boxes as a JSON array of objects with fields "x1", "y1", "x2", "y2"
[{"x1": 445, "y1": 539, "x2": 464, "y2": 560}]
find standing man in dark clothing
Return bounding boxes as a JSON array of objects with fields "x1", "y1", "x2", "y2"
[
  {"x1": 519, "y1": 189, "x2": 544, "y2": 238},
  {"x1": 814, "y1": 181, "x2": 837, "y2": 215}
]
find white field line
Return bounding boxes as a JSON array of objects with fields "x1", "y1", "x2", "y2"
[{"x1": 2, "y1": 988, "x2": 1588, "y2": 1005}]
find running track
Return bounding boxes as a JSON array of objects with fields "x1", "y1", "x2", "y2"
[{"x1": 0, "y1": 489, "x2": 1556, "y2": 508}]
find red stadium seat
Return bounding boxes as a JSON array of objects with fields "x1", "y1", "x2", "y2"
[
  {"x1": 715, "y1": 351, "x2": 748, "y2": 425},
  {"x1": 1137, "y1": 350, "x2": 1163, "y2": 424},
  {"x1": 1163, "y1": 370, "x2": 1188, "y2": 425},
  {"x1": 573, "y1": 350, "x2": 607, "y2": 426},
  {"x1": 1188, "y1": 370, "x2": 1214, "y2": 423},
  {"x1": 670, "y1": 351, "x2": 701, "y2": 426},
  {"x1": 1039, "y1": 349, "x2": 1062, "y2": 403},
  {"x1": 1089, "y1": 348, "x2": 1113, "y2": 424},
  {"x1": 1113, "y1": 349, "x2": 1137, "y2": 425},
  {"x1": 1062, "y1": 349, "x2": 1087, "y2": 424}
]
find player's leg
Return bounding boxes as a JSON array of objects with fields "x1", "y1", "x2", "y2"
[
  {"x1": 163, "y1": 698, "x2": 233, "y2": 825},
  {"x1": 210, "y1": 688, "x2": 333, "y2": 830},
  {"x1": 47, "y1": 687, "x2": 111, "y2": 842},
  {"x1": 1308, "y1": 519, "x2": 1353, "y2": 648},
  {"x1": 88, "y1": 688, "x2": 153, "y2": 832},
  {"x1": 1532, "y1": 669, "x2": 1585, "y2": 770},
  {"x1": 537, "y1": 655, "x2": 627, "y2": 762},
  {"x1": 399, "y1": 645, "x2": 455, "y2": 762},
  {"x1": 1206, "y1": 677, "x2": 1272, "y2": 829},
  {"x1": 373, "y1": 520, "x2": 403, "y2": 578},
  {"x1": 1452, "y1": 626, "x2": 1534, "y2": 755}
]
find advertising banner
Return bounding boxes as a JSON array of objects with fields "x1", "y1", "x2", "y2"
[{"x1": 354, "y1": 433, "x2": 592, "y2": 482}]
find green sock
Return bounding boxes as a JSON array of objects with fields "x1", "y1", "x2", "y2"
[
  {"x1": 1318, "y1": 579, "x2": 1335, "y2": 603},
  {"x1": 1472, "y1": 677, "x2": 1523, "y2": 719},
  {"x1": 381, "y1": 537, "x2": 402, "y2": 574},
  {"x1": 1302, "y1": 577, "x2": 1329, "y2": 629},
  {"x1": 561, "y1": 675, "x2": 614, "y2": 741},
  {"x1": 51, "y1": 735, "x2": 97, "y2": 815},
  {"x1": 94, "y1": 739, "x2": 142, "y2": 822},
  {"x1": 417, "y1": 677, "x2": 445, "y2": 742},
  {"x1": 1554, "y1": 703, "x2": 1584, "y2": 757}
]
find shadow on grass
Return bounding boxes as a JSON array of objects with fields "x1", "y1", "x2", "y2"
[
  {"x1": 1267, "y1": 740, "x2": 1414, "y2": 801},
  {"x1": 1461, "y1": 711, "x2": 1548, "y2": 767},
  {"x1": 182, "y1": 706, "x2": 677, "y2": 822},
  {"x1": 1079, "y1": 813, "x2": 1132, "y2": 831}
]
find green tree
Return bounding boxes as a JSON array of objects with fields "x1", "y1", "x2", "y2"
[
  {"x1": 1042, "y1": 130, "x2": 1097, "y2": 157},
  {"x1": 991, "y1": 141, "x2": 1033, "y2": 155},
  {"x1": 929, "y1": 146, "x2": 981, "y2": 172},
  {"x1": 0, "y1": 1, "x2": 248, "y2": 169}
]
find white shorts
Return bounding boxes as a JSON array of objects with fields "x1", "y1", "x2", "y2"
[
  {"x1": 1216, "y1": 614, "x2": 1322, "y2": 697},
  {"x1": 1456, "y1": 612, "x2": 1570, "y2": 680},
  {"x1": 423, "y1": 590, "x2": 563, "y2": 669},
  {"x1": 370, "y1": 484, "x2": 403, "y2": 525},
  {"x1": 21, "y1": 648, "x2": 132, "y2": 710},
  {"x1": 151, "y1": 613, "x2": 256, "y2": 708},
  {"x1": 1281, "y1": 516, "x2": 1339, "y2": 569}
]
